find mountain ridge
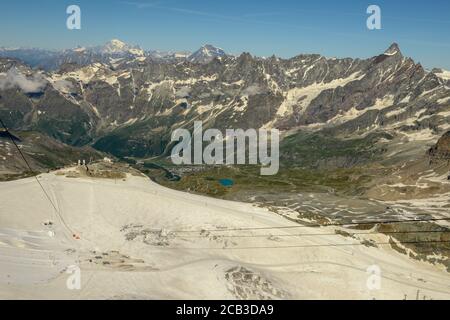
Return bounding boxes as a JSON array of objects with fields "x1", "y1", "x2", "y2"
[{"x1": 1, "y1": 42, "x2": 449, "y2": 164}]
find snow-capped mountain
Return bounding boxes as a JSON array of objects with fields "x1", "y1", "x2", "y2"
[
  {"x1": 94, "y1": 39, "x2": 145, "y2": 56},
  {"x1": 2, "y1": 38, "x2": 450, "y2": 301},
  {"x1": 188, "y1": 44, "x2": 227, "y2": 63},
  {"x1": 100, "y1": 39, "x2": 129, "y2": 54},
  {"x1": 0, "y1": 40, "x2": 146, "y2": 70},
  {"x1": 383, "y1": 42, "x2": 401, "y2": 56},
  {"x1": 0, "y1": 41, "x2": 230, "y2": 71},
  {"x1": 0, "y1": 42, "x2": 449, "y2": 161}
]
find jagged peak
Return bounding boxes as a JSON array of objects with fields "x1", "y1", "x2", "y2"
[
  {"x1": 384, "y1": 43, "x2": 402, "y2": 57},
  {"x1": 200, "y1": 44, "x2": 222, "y2": 50}
]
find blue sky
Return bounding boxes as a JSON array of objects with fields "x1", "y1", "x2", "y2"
[{"x1": 0, "y1": 0, "x2": 449, "y2": 69}]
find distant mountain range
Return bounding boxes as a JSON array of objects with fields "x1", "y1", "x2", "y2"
[
  {"x1": 0, "y1": 40, "x2": 227, "y2": 71},
  {"x1": 0, "y1": 39, "x2": 449, "y2": 173}
]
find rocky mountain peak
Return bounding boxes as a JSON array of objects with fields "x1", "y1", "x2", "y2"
[
  {"x1": 188, "y1": 44, "x2": 226, "y2": 63},
  {"x1": 384, "y1": 42, "x2": 402, "y2": 57},
  {"x1": 98, "y1": 39, "x2": 144, "y2": 56}
]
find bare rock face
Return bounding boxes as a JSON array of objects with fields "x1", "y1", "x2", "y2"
[{"x1": 429, "y1": 131, "x2": 450, "y2": 160}]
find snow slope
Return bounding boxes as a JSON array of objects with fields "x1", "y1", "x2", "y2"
[{"x1": 0, "y1": 169, "x2": 449, "y2": 299}]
